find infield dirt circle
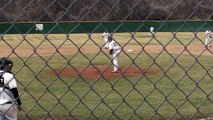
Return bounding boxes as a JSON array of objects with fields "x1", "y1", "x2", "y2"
[{"x1": 49, "y1": 65, "x2": 159, "y2": 79}]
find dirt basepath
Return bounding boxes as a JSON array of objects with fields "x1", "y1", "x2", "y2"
[{"x1": 0, "y1": 45, "x2": 212, "y2": 58}]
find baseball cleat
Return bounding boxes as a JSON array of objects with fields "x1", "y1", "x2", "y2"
[
  {"x1": 205, "y1": 45, "x2": 212, "y2": 48},
  {"x1": 111, "y1": 71, "x2": 118, "y2": 73}
]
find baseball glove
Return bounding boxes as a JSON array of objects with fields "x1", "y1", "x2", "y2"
[{"x1": 109, "y1": 49, "x2": 113, "y2": 55}]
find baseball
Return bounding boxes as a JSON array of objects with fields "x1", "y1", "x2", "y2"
[{"x1": 127, "y1": 49, "x2": 134, "y2": 52}]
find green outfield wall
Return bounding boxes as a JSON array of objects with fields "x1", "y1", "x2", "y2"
[{"x1": 0, "y1": 21, "x2": 212, "y2": 34}]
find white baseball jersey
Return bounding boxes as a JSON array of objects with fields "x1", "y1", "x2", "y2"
[
  {"x1": 102, "y1": 32, "x2": 110, "y2": 48},
  {"x1": 150, "y1": 27, "x2": 154, "y2": 33},
  {"x1": 0, "y1": 71, "x2": 17, "y2": 104},
  {"x1": 102, "y1": 32, "x2": 110, "y2": 39},
  {"x1": 109, "y1": 40, "x2": 120, "y2": 52},
  {"x1": 205, "y1": 30, "x2": 211, "y2": 38}
]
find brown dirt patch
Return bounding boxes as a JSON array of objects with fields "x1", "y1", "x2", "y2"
[
  {"x1": 0, "y1": 45, "x2": 212, "y2": 58},
  {"x1": 49, "y1": 65, "x2": 158, "y2": 79}
]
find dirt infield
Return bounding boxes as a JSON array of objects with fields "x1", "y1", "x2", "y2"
[
  {"x1": 0, "y1": 45, "x2": 212, "y2": 58},
  {"x1": 49, "y1": 65, "x2": 159, "y2": 79}
]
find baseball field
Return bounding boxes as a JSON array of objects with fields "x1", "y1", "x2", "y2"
[{"x1": 0, "y1": 32, "x2": 212, "y2": 119}]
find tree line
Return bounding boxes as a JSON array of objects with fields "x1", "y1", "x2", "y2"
[{"x1": 0, "y1": 0, "x2": 212, "y2": 22}]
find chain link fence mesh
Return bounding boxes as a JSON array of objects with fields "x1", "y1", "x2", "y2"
[{"x1": 0, "y1": 0, "x2": 213, "y2": 120}]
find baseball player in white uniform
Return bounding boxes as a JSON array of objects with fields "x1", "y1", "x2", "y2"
[
  {"x1": 102, "y1": 31, "x2": 111, "y2": 49},
  {"x1": 150, "y1": 27, "x2": 155, "y2": 35},
  {"x1": 108, "y1": 36, "x2": 121, "y2": 73},
  {"x1": 205, "y1": 28, "x2": 212, "y2": 47},
  {"x1": 0, "y1": 57, "x2": 22, "y2": 120}
]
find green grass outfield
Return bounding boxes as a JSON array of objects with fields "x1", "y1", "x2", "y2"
[{"x1": 1, "y1": 32, "x2": 212, "y2": 119}]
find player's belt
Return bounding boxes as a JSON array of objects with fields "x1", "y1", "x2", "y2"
[
  {"x1": 4, "y1": 101, "x2": 12, "y2": 104},
  {"x1": 0, "y1": 86, "x2": 10, "y2": 89}
]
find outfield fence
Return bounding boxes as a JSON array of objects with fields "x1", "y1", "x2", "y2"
[
  {"x1": 0, "y1": 0, "x2": 213, "y2": 120},
  {"x1": 0, "y1": 21, "x2": 213, "y2": 34}
]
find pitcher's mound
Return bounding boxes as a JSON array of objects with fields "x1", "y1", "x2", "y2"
[{"x1": 49, "y1": 65, "x2": 159, "y2": 79}]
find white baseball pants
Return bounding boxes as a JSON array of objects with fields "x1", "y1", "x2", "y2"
[
  {"x1": 205, "y1": 37, "x2": 212, "y2": 46},
  {"x1": 113, "y1": 49, "x2": 121, "y2": 72},
  {"x1": 0, "y1": 104, "x2": 17, "y2": 120},
  {"x1": 103, "y1": 37, "x2": 109, "y2": 48}
]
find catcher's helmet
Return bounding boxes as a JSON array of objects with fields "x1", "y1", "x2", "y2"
[{"x1": 0, "y1": 57, "x2": 13, "y2": 69}]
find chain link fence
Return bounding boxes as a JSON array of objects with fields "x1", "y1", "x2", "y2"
[{"x1": 0, "y1": 0, "x2": 213, "y2": 120}]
